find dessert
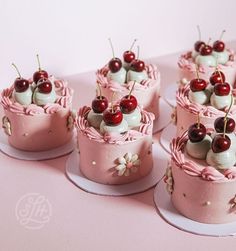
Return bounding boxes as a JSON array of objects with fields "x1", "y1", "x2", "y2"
[
  {"x1": 76, "y1": 92, "x2": 154, "y2": 185},
  {"x1": 96, "y1": 39, "x2": 160, "y2": 120},
  {"x1": 166, "y1": 118, "x2": 236, "y2": 223},
  {"x1": 1, "y1": 57, "x2": 74, "y2": 151}
]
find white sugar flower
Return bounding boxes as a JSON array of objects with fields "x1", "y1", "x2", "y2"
[
  {"x1": 2, "y1": 116, "x2": 11, "y2": 136},
  {"x1": 115, "y1": 153, "x2": 140, "y2": 177},
  {"x1": 164, "y1": 163, "x2": 173, "y2": 194},
  {"x1": 67, "y1": 110, "x2": 76, "y2": 131}
]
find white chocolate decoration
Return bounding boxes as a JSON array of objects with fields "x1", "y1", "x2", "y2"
[
  {"x1": 188, "y1": 89, "x2": 211, "y2": 105},
  {"x1": 210, "y1": 93, "x2": 232, "y2": 110},
  {"x1": 87, "y1": 110, "x2": 103, "y2": 129},
  {"x1": 33, "y1": 88, "x2": 56, "y2": 106},
  {"x1": 186, "y1": 135, "x2": 212, "y2": 159},
  {"x1": 107, "y1": 67, "x2": 126, "y2": 84},
  {"x1": 123, "y1": 108, "x2": 142, "y2": 128},
  {"x1": 191, "y1": 50, "x2": 199, "y2": 59},
  {"x1": 195, "y1": 55, "x2": 217, "y2": 67},
  {"x1": 13, "y1": 87, "x2": 32, "y2": 105},
  {"x1": 206, "y1": 149, "x2": 236, "y2": 170},
  {"x1": 127, "y1": 70, "x2": 148, "y2": 83},
  {"x1": 100, "y1": 119, "x2": 128, "y2": 134},
  {"x1": 212, "y1": 50, "x2": 229, "y2": 65}
]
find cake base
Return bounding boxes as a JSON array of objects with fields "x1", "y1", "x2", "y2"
[
  {"x1": 65, "y1": 142, "x2": 168, "y2": 196},
  {"x1": 160, "y1": 123, "x2": 176, "y2": 154},
  {"x1": 154, "y1": 179, "x2": 236, "y2": 237},
  {"x1": 163, "y1": 83, "x2": 177, "y2": 107},
  {"x1": 0, "y1": 129, "x2": 76, "y2": 160}
]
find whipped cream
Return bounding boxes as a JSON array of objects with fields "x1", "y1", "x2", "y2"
[
  {"x1": 123, "y1": 108, "x2": 141, "y2": 128},
  {"x1": 127, "y1": 70, "x2": 148, "y2": 83},
  {"x1": 107, "y1": 67, "x2": 126, "y2": 84},
  {"x1": 100, "y1": 119, "x2": 128, "y2": 134},
  {"x1": 13, "y1": 87, "x2": 32, "y2": 105}
]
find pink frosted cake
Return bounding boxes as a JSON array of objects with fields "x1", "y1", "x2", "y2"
[
  {"x1": 166, "y1": 118, "x2": 236, "y2": 224},
  {"x1": 1, "y1": 63, "x2": 74, "y2": 151},
  {"x1": 76, "y1": 90, "x2": 154, "y2": 185},
  {"x1": 96, "y1": 41, "x2": 160, "y2": 120}
]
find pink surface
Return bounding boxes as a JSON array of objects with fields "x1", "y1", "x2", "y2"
[{"x1": 2, "y1": 49, "x2": 236, "y2": 251}]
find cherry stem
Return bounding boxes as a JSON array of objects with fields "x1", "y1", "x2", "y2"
[
  {"x1": 207, "y1": 37, "x2": 211, "y2": 45},
  {"x1": 216, "y1": 65, "x2": 224, "y2": 84},
  {"x1": 219, "y1": 30, "x2": 226, "y2": 41},
  {"x1": 195, "y1": 64, "x2": 199, "y2": 80},
  {"x1": 108, "y1": 38, "x2": 115, "y2": 59},
  {"x1": 128, "y1": 81, "x2": 136, "y2": 99},
  {"x1": 197, "y1": 25, "x2": 201, "y2": 41},
  {"x1": 137, "y1": 45, "x2": 140, "y2": 60},
  {"x1": 36, "y1": 54, "x2": 41, "y2": 71},
  {"x1": 12, "y1": 63, "x2": 21, "y2": 78},
  {"x1": 111, "y1": 92, "x2": 115, "y2": 113},
  {"x1": 224, "y1": 94, "x2": 234, "y2": 120},
  {"x1": 223, "y1": 117, "x2": 227, "y2": 138},
  {"x1": 97, "y1": 82, "x2": 102, "y2": 100},
  {"x1": 197, "y1": 113, "x2": 200, "y2": 129},
  {"x1": 129, "y1": 39, "x2": 137, "y2": 51}
]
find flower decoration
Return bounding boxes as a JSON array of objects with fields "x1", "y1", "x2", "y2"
[
  {"x1": 115, "y1": 153, "x2": 140, "y2": 177},
  {"x1": 230, "y1": 194, "x2": 236, "y2": 210},
  {"x1": 164, "y1": 163, "x2": 174, "y2": 194},
  {"x1": 67, "y1": 110, "x2": 76, "y2": 131},
  {"x1": 2, "y1": 116, "x2": 11, "y2": 136},
  {"x1": 171, "y1": 107, "x2": 177, "y2": 125}
]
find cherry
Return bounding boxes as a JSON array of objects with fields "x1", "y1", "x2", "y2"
[
  {"x1": 214, "y1": 82, "x2": 230, "y2": 96},
  {"x1": 214, "y1": 117, "x2": 235, "y2": 133},
  {"x1": 190, "y1": 78, "x2": 207, "y2": 92},
  {"x1": 130, "y1": 59, "x2": 145, "y2": 72},
  {"x1": 37, "y1": 78, "x2": 52, "y2": 94},
  {"x1": 108, "y1": 38, "x2": 122, "y2": 73},
  {"x1": 200, "y1": 44, "x2": 212, "y2": 56},
  {"x1": 188, "y1": 123, "x2": 206, "y2": 143},
  {"x1": 213, "y1": 30, "x2": 226, "y2": 53},
  {"x1": 194, "y1": 25, "x2": 205, "y2": 52},
  {"x1": 33, "y1": 55, "x2": 48, "y2": 84},
  {"x1": 209, "y1": 70, "x2": 225, "y2": 85},
  {"x1": 92, "y1": 96, "x2": 108, "y2": 113},
  {"x1": 211, "y1": 134, "x2": 231, "y2": 153},
  {"x1": 120, "y1": 95, "x2": 137, "y2": 114},
  {"x1": 103, "y1": 108, "x2": 123, "y2": 126},
  {"x1": 123, "y1": 39, "x2": 137, "y2": 63},
  {"x1": 12, "y1": 63, "x2": 29, "y2": 93}
]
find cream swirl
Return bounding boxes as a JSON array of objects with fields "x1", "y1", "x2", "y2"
[{"x1": 25, "y1": 104, "x2": 44, "y2": 115}]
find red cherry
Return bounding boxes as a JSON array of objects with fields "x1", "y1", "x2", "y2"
[
  {"x1": 123, "y1": 51, "x2": 135, "y2": 63},
  {"x1": 120, "y1": 95, "x2": 138, "y2": 114},
  {"x1": 103, "y1": 108, "x2": 123, "y2": 126},
  {"x1": 33, "y1": 70, "x2": 48, "y2": 84},
  {"x1": 213, "y1": 40, "x2": 225, "y2": 52},
  {"x1": 188, "y1": 123, "x2": 206, "y2": 143},
  {"x1": 130, "y1": 59, "x2": 145, "y2": 72},
  {"x1": 37, "y1": 79, "x2": 52, "y2": 94},
  {"x1": 194, "y1": 41, "x2": 205, "y2": 52},
  {"x1": 108, "y1": 58, "x2": 122, "y2": 73},
  {"x1": 214, "y1": 82, "x2": 230, "y2": 96},
  {"x1": 200, "y1": 44, "x2": 213, "y2": 56},
  {"x1": 92, "y1": 96, "x2": 108, "y2": 113},
  {"x1": 190, "y1": 78, "x2": 207, "y2": 92},
  {"x1": 14, "y1": 78, "x2": 29, "y2": 93},
  {"x1": 209, "y1": 71, "x2": 225, "y2": 85},
  {"x1": 214, "y1": 117, "x2": 235, "y2": 133},
  {"x1": 212, "y1": 134, "x2": 231, "y2": 153}
]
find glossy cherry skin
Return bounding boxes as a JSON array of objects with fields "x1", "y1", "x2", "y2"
[
  {"x1": 92, "y1": 96, "x2": 108, "y2": 113},
  {"x1": 120, "y1": 95, "x2": 138, "y2": 114},
  {"x1": 14, "y1": 78, "x2": 30, "y2": 92},
  {"x1": 214, "y1": 117, "x2": 236, "y2": 133},
  {"x1": 200, "y1": 44, "x2": 213, "y2": 56},
  {"x1": 209, "y1": 71, "x2": 225, "y2": 85},
  {"x1": 194, "y1": 41, "x2": 205, "y2": 52},
  {"x1": 214, "y1": 82, "x2": 230, "y2": 96},
  {"x1": 108, "y1": 58, "x2": 122, "y2": 73},
  {"x1": 103, "y1": 108, "x2": 123, "y2": 126},
  {"x1": 213, "y1": 40, "x2": 225, "y2": 52},
  {"x1": 212, "y1": 134, "x2": 231, "y2": 153},
  {"x1": 188, "y1": 123, "x2": 206, "y2": 143},
  {"x1": 123, "y1": 51, "x2": 135, "y2": 63},
  {"x1": 130, "y1": 59, "x2": 145, "y2": 72},
  {"x1": 33, "y1": 70, "x2": 48, "y2": 84},
  {"x1": 37, "y1": 79, "x2": 52, "y2": 94},
  {"x1": 190, "y1": 78, "x2": 207, "y2": 92}
]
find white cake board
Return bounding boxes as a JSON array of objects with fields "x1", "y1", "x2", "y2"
[
  {"x1": 159, "y1": 123, "x2": 176, "y2": 154},
  {"x1": 65, "y1": 142, "x2": 169, "y2": 196},
  {"x1": 0, "y1": 130, "x2": 76, "y2": 161},
  {"x1": 153, "y1": 98, "x2": 172, "y2": 134},
  {"x1": 154, "y1": 179, "x2": 236, "y2": 237},
  {"x1": 163, "y1": 83, "x2": 177, "y2": 107}
]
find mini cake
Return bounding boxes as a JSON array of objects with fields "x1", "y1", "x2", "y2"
[
  {"x1": 96, "y1": 39, "x2": 161, "y2": 120},
  {"x1": 166, "y1": 119, "x2": 236, "y2": 224},
  {"x1": 175, "y1": 69, "x2": 236, "y2": 136},
  {"x1": 1, "y1": 58, "x2": 74, "y2": 151},
  {"x1": 178, "y1": 29, "x2": 236, "y2": 87},
  {"x1": 76, "y1": 89, "x2": 154, "y2": 185}
]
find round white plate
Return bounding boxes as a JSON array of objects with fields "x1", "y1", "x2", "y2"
[
  {"x1": 0, "y1": 130, "x2": 76, "y2": 161},
  {"x1": 153, "y1": 98, "x2": 172, "y2": 134},
  {"x1": 163, "y1": 83, "x2": 177, "y2": 107},
  {"x1": 65, "y1": 142, "x2": 169, "y2": 196},
  {"x1": 159, "y1": 123, "x2": 176, "y2": 154},
  {"x1": 154, "y1": 179, "x2": 236, "y2": 237}
]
